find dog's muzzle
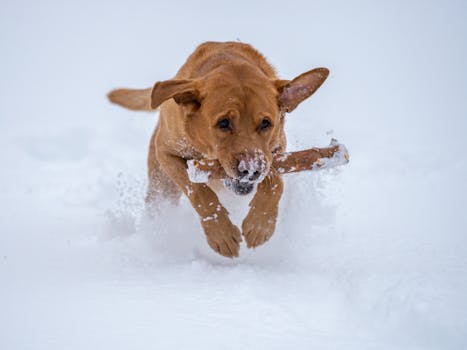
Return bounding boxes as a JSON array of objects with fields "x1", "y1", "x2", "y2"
[
  {"x1": 223, "y1": 178, "x2": 255, "y2": 195},
  {"x1": 236, "y1": 152, "x2": 266, "y2": 181},
  {"x1": 223, "y1": 152, "x2": 267, "y2": 195}
]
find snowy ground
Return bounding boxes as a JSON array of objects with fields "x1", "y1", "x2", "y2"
[{"x1": 1, "y1": 1, "x2": 467, "y2": 349}]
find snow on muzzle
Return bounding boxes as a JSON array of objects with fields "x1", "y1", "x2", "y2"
[
  {"x1": 223, "y1": 151, "x2": 267, "y2": 195},
  {"x1": 186, "y1": 151, "x2": 269, "y2": 195}
]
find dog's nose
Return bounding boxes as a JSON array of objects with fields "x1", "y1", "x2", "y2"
[
  {"x1": 238, "y1": 168, "x2": 261, "y2": 181},
  {"x1": 236, "y1": 153, "x2": 265, "y2": 182}
]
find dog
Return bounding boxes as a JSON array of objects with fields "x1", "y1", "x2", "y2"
[{"x1": 108, "y1": 41, "x2": 329, "y2": 258}]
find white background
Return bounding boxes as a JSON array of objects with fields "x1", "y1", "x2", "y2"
[{"x1": 1, "y1": 0, "x2": 466, "y2": 349}]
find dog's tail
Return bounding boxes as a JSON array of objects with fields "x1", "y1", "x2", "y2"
[{"x1": 107, "y1": 87, "x2": 154, "y2": 111}]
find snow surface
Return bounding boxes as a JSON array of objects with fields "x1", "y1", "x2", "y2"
[{"x1": 1, "y1": 1, "x2": 467, "y2": 349}]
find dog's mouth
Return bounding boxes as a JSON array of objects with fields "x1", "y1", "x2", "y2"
[
  {"x1": 223, "y1": 178, "x2": 255, "y2": 195},
  {"x1": 219, "y1": 152, "x2": 270, "y2": 195}
]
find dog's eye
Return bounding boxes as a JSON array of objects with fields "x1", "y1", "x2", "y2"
[
  {"x1": 259, "y1": 118, "x2": 271, "y2": 131},
  {"x1": 217, "y1": 118, "x2": 232, "y2": 131}
]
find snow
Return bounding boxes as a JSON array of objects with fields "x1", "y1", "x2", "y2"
[
  {"x1": 187, "y1": 160, "x2": 212, "y2": 183},
  {"x1": 1, "y1": 1, "x2": 467, "y2": 349},
  {"x1": 314, "y1": 140, "x2": 350, "y2": 170},
  {"x1": 237, "y1": 151, "x2": 266, "y2": 182}
]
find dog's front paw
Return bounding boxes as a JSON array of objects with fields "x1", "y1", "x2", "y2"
[
  {"x1": 242, "y1": 206, "x2": 277, "y2": 249},
  {"x1": 201, "y1": 215, "x2": 242, "y2": 258}
]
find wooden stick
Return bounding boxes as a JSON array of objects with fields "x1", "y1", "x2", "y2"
[{"x1": 187, "y1": 139, "x2": 349, "y2": 183}]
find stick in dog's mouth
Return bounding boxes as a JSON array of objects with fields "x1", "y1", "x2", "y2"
[{"x1": 186, "y1": 139, "x2": 349, "y2": 184}]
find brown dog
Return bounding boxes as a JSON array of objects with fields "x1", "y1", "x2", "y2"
[{"x1": 108, "y1": 41, "x2": 329, "y2": 258}]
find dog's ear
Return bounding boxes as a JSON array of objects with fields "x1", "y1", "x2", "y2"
[
  {"x1": 107, "y1": 79, "x2": 202, "y2": 111},
  {"x1": 276, "y1": 68, "x2": 329, "y2": 113},
  {"x1": 151, "y1": 79, "x2": 202, "y2": 110},
  {"x1": 107, "y1": 88, "x2": 153, "y2": 111}
]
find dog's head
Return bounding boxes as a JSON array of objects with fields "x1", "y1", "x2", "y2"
[{"x1": 108, "y1": 66, "x2": 328, "y2": 195}]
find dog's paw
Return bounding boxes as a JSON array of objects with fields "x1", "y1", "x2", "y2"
[
  {"x1": 202, "y1": 216, "x2": 242, "y2": 258},
  {"x1": 242, "y1": 206, "x2": 277, "y2": 249}
]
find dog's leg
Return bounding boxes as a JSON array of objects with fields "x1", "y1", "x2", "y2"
[
  {"x1": 145, "y1": 132, "x2": 182, "y2": 207},
  {"x1": 242, "y1": 172, "x2": 284, "y2": 248},
  {"x1": 156, "y1": 151, "x2": 242, "y2": 258}
]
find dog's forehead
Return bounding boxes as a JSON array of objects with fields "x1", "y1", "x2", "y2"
[{"x1": 203, "y1": 79, "x2": 279, "y2": 117}]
